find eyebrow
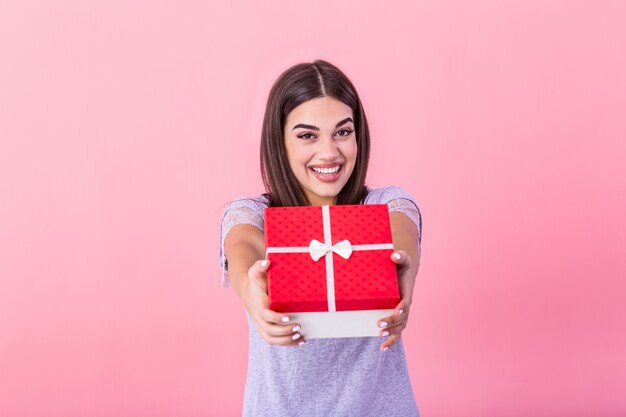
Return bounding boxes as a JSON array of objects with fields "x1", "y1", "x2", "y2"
[{"x1": 292, "y1": 117, "x2": 354, "y2": 131}]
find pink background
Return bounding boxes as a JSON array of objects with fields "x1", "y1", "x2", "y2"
[{"x1": 1, "y1": 1, "x2": 625, "y2": 416}]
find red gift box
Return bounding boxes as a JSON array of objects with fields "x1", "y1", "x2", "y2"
[{"x1": 264, "y1": 204, "x2": 400, "y2": 338}]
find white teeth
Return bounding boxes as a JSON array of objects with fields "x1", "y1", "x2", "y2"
[{"x1": 312, "y1": 166, "x2": 340, "y2": 175}]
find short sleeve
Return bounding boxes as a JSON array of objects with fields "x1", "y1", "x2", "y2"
[
  {"x1": 219, "y1": 197, "x2": 267, "y2": 288},
  {"x1": 364, "y1": 186, "x2": 423, "y2": 255}
]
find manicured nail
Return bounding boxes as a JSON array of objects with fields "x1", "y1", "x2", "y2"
[
  {"x1": 292, "y1": 333, "x2": 301, "y2": 340},
  {"x1": 399, "y1": 309, "x2": 404, "y2": 315},
  {"x1": 382, "y1": 331, "x2": 389, "y2": 337},
  {"x1": 298, "y1": 341, "x2": 306, "y2": 346},
  {"x1": 292, "y1": 325, "x2": 301, "y2": 332},
  {"x1": 379, "y1": 321, "x2": 388, "y2": 328},
  {"x1": 394, "y1": 253, "x2": 401, "y2": 260},
  {"x1": 383, "y1": 346, "x2": 389, "y2": 352},
  {"x1": 281, "y1": 316, "x2": 290, "y2": 323},
  {"x1": 261, "y1": 260, "x2": 268, "y2": 267}
]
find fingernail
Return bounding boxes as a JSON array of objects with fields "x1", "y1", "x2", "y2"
[
  {"x1": 281, "y1": 316, "x2": 290, "y2": 323},
  {"x1": 261, "y1": 260, "x2": 268, "y2": 267},
  {"x1": 298, "y1": 341, "x2": 306, "y2": 346},
  {"x1": 292, "y1": 325, "x2": 301, "y2": 332},
  {"x1": 383, "y1": 346, "x2": 389, "y2": 352},
  {"x1": 382, "y1": 331, "x2": 389, "y2": 337},
  {"x1": 292, "y1": 333, "x2": 301, "y2": 340},
  {"x1": 379, "y1": 321, "x2": 388, "y2": 328},
  {"x1": 399, "y1": 309, "x2": 404, "y2": 315},
  {"x1": 394, "y1": 253, "x2": 401, "y2": 260}
]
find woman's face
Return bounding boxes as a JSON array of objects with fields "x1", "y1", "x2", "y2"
[{"x1": 283, "y1": 96, "x2": 358, "y2": 206}]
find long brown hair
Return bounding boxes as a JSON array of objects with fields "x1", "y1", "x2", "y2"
[{"x1": 260, "y1": 59, "x2": 370, "y2": 207}]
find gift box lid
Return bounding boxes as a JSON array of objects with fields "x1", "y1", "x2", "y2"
[{"x1": 264, "y1": 204, "x2": 400, "y2": 313}]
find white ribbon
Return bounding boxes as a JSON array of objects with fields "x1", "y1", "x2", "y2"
[
  {"x1": 265, "y1": 205, "x2": 394, "y2": 312},
  {"x1": 308, "y1": 238, "x2": 353, "y2": 261}
]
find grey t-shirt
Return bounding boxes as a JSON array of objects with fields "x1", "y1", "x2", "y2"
[{"x1": 219, "y1": 186, "x2": 422, "y2": 417}]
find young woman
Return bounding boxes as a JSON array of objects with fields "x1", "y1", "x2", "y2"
[{"x1": 220, "y1": 59, "x2": 422, "y2": 416}]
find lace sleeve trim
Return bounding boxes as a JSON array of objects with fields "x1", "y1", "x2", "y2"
[{"x1": 387, "y1": 198, "x2": 422, "y2": 256}]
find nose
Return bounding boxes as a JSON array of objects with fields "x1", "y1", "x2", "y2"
[{"x1": 316, "y1": 136, "x2": 340, "y2": 161}]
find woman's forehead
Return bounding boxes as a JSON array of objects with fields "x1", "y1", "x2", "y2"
[{"x1": 286, "y1": 97, "x2": 353, "y2": 128}]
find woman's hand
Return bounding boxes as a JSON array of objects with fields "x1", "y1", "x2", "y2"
[
  {"x1": 244, "y1": 259, "x2": 304, "y2": 346},
  {"x1": 377, "y1": 250, "x2": 417, "y2": 351}
]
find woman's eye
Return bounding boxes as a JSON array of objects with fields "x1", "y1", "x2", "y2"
[
  {"x1": 297, "y1": 133, "x2": 315, "y2": 140},
  {"x1": 336, "y1": 129, "x2": 354, "y2": 137}
]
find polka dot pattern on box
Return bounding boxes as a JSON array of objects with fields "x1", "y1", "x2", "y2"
[{"x1": 265, "y1": 204, "x2": 400, "y2": 312}]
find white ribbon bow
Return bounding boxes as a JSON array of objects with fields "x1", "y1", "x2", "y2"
[{"x1": 308, "y1": 239, "x2": 353, "y2": 262}]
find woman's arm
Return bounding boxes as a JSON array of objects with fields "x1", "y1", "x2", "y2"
[
  {"x1": 377, "y1": 211, "x2": 421, "y2": 351},
  {"x1": 223, "y1": 223, "x2": 265, "y2": 301},
  {"x1": 224, "y1": 223, "x2": 304, "y2": 346}
]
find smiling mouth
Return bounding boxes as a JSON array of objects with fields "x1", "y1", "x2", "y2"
[{"x1": 310, "y1": 165, "x2": 342, "y2": 175}]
